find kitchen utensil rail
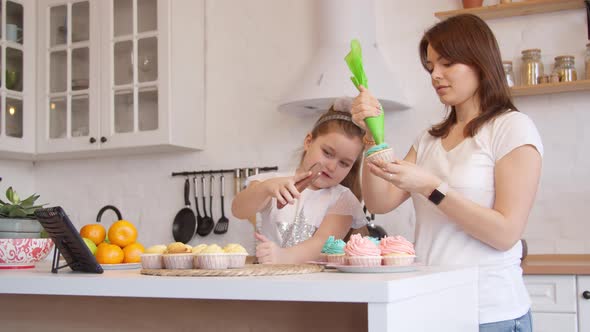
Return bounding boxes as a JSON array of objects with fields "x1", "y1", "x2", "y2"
[{"x1": 171, "y1": 166, "x2": 278, "y2": 177}]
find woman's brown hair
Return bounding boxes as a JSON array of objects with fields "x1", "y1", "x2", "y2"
[
  {"x1": 419, "y1": 14, "x2": 518, "y2": 138},
  {"x1": 303, "y1": 107, "x2": 365, "y2": 201}
]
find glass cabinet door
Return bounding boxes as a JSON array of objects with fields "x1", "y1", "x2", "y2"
[
  {"x1": 1, "y1": 0, "x2": 24, "y2": 139},
  {"x1": 45, "y1": 1, "x2": 90, "y2": 140},
  {"x1": 112, "y1": 0, "x2": 158, "y2": 135}
]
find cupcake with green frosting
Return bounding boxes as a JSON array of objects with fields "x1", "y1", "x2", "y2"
[
  {"x1": 365, "y1": 143, "x2": 394, "y2": 164},
  {"x1": 319, "y1": 236, "x2": 336, "y2": 262},
  {"x1": 366, "y1": 236, "x2": 381, "y2": 247},
  {"x1": 324, "y1": 237, "x2": 347, "y2": 265}
]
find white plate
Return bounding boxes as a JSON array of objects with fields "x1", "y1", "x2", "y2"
[
  {"x1": 333, "y1": 264, "x2": 419, "y2": 273},
  {"x1": 100, "y1": 263, "x2": 141, "y2": 270}
]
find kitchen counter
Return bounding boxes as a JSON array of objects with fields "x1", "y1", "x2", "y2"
[
  {"x1": 522, "y1": 254, "x2": 590, "y2": 275},
  {"x1": 0, "y1": 262, "x2": 478, "y2": 332}
]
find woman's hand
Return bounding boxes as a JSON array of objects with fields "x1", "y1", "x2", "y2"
[
  {"x1": 255, "y1": 233, "x2": 285, "y2": 264},
  {"x1": 351, "y1": 86, "x2": 382, "y2": 132},
  {"x1": 263, "y1": 171, "x2": 311, "y2": 206},
  {"x1": 368, "y1": 159, "x2": 441, "y2": 197}
]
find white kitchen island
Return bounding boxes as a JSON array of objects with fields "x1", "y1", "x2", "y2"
[{"x1": 0, "y1": 262, "x2": 478, "y2": 331}]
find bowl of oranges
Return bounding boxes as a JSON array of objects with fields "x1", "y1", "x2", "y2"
[{"x1": 80, "y1": 219, "x2": 144, "y2": 269}]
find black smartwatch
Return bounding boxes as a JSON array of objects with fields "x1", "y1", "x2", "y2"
[{"x1": 428, "y1": 182, "x2": 449, "y2": 205}]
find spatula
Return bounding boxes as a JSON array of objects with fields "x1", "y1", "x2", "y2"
[
  {"x1": 196, "y1": 175, "x2": 214, "y2": 236},
  {"x1": 214, "y1": 174, "x2": 229, "y2": 234}
]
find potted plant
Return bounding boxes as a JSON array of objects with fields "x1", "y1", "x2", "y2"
[{"x1": 0, "y1": 187, "x2": 46, "y2": 239}]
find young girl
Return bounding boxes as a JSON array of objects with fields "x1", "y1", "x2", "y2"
[
  {"x1": 232, "y1": 98, "x2": 367, "y2": 264},
  {"x1": 352, "y1": 15, "x2": 541, "y2": 331}
]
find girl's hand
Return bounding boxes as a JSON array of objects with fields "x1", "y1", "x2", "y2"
[
  {"x1": 351, "y1": 86, "x2": 382, "y2": 132},
  {"x1": 255, "y1": 233, "x2": 285, "y2": 264},
  {"x1": 368, "y1": 159, "x2": 441, "y2": 197},
  {"x1": 263, "y1": 171, "x2": 311, "y2": 206}
]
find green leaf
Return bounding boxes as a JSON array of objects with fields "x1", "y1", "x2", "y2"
[
  {"x1": 8, "y1": 208, "x2": 27, "y2": 218},
  {"x1": 6, "y1": 187, "x2": 15, "y2": 204},
  {"x1": 20, "y1": 194, "x2": 40, "y2": 208}
]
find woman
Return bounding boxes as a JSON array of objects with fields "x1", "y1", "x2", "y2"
[{"x1": 352, "y1": 14, "x2": 542, "y2": 331}]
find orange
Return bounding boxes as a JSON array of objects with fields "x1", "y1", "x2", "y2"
[
  {"x1": 107, "y1": 220, "x2": 138, "y2": 248},
  {"x1": 123, "y1": 242, "x2": 145, "y2": 263},
  {"x1": 80, "y1": 224, "x2": 106, "y2": 245},
  {"x1": 95, "y1": 244, "x2": 124, "y2": 264}
]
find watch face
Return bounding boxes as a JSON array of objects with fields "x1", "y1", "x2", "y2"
[{"x1": 428, "y1": 189, "x2": 445, "y2": 205}]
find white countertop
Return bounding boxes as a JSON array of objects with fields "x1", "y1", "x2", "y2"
[{"x1": 1, "y1": 262, "x2": 477, "y2": 304}]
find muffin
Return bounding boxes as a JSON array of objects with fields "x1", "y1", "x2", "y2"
[
  {"x1": 197, "y1": 244, "x2": 229, "y2": 270},
  {"x1": 162, "y1": 242, "x2": 194, "y2": 269},
  {"x1": 365, "y1": 143, "x2": 394, "y2": 164},
  {"x1": 140, "y1": 244, "x2": 167, "y2": 269},
  {"x1": 191, "y1": 244, "x2": 208, "y2": 268},
  {"x1": 379, "y1": 235, "x2": 416, "y2": 266},
  {"x1": 223, "y1": 243, "x2": 248, "y2": 268},
  {"x1": 344, "y1": 234, "x2": 382, "y2": 266},
  {"x1": 323, "y1": 237, "x2": 347, "y2": 265},
  {"x1": 319, "y1": 236, "x2": 335, "y2": 262}
]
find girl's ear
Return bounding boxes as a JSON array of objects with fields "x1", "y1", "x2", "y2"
[{"x1": 303, "y1": 133, "x2": 313, "y2": 151}]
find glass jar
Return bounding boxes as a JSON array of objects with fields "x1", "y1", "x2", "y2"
[
  {"x1": 585, "y1": 43, "x2": 590, "y2": 80},
  {"x1": 521, "y1": 49, "x2": 543, "y2": 86},
  {"x1": 553, "y1": 55, "x2": 577, "y2": 82},
  {"x1": 502, "y1": 61, "x2": 515, "y2": 87}
]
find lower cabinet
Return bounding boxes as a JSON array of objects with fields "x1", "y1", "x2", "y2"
[
  {"x1": 524, "y1": 275, "x2": 589, "y2": 332},
  {"x1": 532, "y1": 312, "x2": 578, "y2": 332},
  {"x1": 579, "y1": 276, "x2": 590, "y2": 332}
]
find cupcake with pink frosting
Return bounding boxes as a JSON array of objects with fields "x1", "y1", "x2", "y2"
[
  {"x1": 379, "y1": 235, "x2": 416, "y2": 266},
  {"x1": 344, "y1": 234, "x2": 382, "y2": 266}
]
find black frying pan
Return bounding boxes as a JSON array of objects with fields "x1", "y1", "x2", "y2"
[{"x1": 172, "y1": 178, "x2": 196, "y2": 243}]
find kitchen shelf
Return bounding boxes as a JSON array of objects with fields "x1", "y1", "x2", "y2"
[
  {"x1": 510, "y1": 79, "x2": 590, "y2": 96},
  {"x1": 435, "y1": 0, "x2": 585, "y2": 20}
]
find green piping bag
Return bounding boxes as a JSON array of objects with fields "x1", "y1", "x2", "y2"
[{"x1": 344, "y1": 39, "x2": 384, "y2": 145}]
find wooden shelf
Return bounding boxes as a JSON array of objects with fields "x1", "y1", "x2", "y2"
[
  {"x1": 510, "y1": 79, "x2": 590, "y2": 96},
  {"x1": 435, "y1": 0, "x2": 585, "y2": 20}
]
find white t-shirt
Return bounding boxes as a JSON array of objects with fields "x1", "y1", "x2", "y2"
[
  {"x1": 411, "y1": 111, "x2": 543, "y2": 324},
  {"x1": 246, "y1": 172, "x2": 367, "y2": 248}
]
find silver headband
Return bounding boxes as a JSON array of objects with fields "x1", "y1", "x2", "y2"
[{"x1": 313, "y1": 112, "x2": 364, "y2": 131}]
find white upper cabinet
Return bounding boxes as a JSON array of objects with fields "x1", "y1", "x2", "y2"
[
  {"x1": 0, "y1": 0, "x2": 35, "y2": 160},
  {"x1": 36, "y1": 0, "x2": 205, "y2": 159}
]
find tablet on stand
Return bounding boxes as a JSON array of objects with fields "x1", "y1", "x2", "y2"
[{"x1": 35, "y1": 206, "x2": 103, "y2": 274}]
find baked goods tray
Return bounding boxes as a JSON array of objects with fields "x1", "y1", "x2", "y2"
[{"x1": 141, "y1": 263, "x2": 323, "y2": 277}]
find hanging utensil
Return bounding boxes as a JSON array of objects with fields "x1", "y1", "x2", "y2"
[
  {"x1": 172, "y1": 177, "x2": 196, "y2": 243},
  {"x1": 209, "y1": 174, "x2": 215, "y2": 222},
  {"x1": 241, "y1": 168, "x2": 250, "y2": 191},
  {"x1": 193, "y1": 176, "x2": 204, "y2": 237},
  {"x1": 214, "y1": 174, "x2": 229, "y2": 234},
  {"x1": 196, "y1": 175, "x2": 214, "y2": 236},
  {"x1": 234, "y1": 169, "x2": 241, "y2": 195}
]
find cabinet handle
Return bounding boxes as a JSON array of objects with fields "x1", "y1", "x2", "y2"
[
  {"x1": 89, "y1": 137, "x2": 96, "y2": 144},
  {"x1": 583, "y1": 291, "x2": 590, "y2": 300},
  {"x1": 100, "y1": 136, "x2": 107, "y2": 143}
]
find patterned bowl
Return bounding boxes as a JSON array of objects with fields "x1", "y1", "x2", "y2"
[{"x1": 0, "y1": 238, "x2": 54, "y2": 269}]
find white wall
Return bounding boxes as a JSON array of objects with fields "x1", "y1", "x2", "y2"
[{"x1": 3, "y1": 0, "x2": 589, "y2": 255}]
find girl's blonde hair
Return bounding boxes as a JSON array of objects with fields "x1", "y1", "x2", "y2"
[{"x1": 302, "y1": 106, "x2": 365, "y2": 200}]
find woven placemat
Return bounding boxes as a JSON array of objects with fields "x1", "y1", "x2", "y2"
[{"x1": 140, "y1": 263, "x2": 324, "y2": 277}]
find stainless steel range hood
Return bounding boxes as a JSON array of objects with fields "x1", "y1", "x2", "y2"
[{"x1": 278, "y1": 0, "x2": 409, "y2": 115}]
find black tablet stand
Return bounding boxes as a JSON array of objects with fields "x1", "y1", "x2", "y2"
[{"x1": 35, "y1": 206, "x2": 103, "y2": 274}]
